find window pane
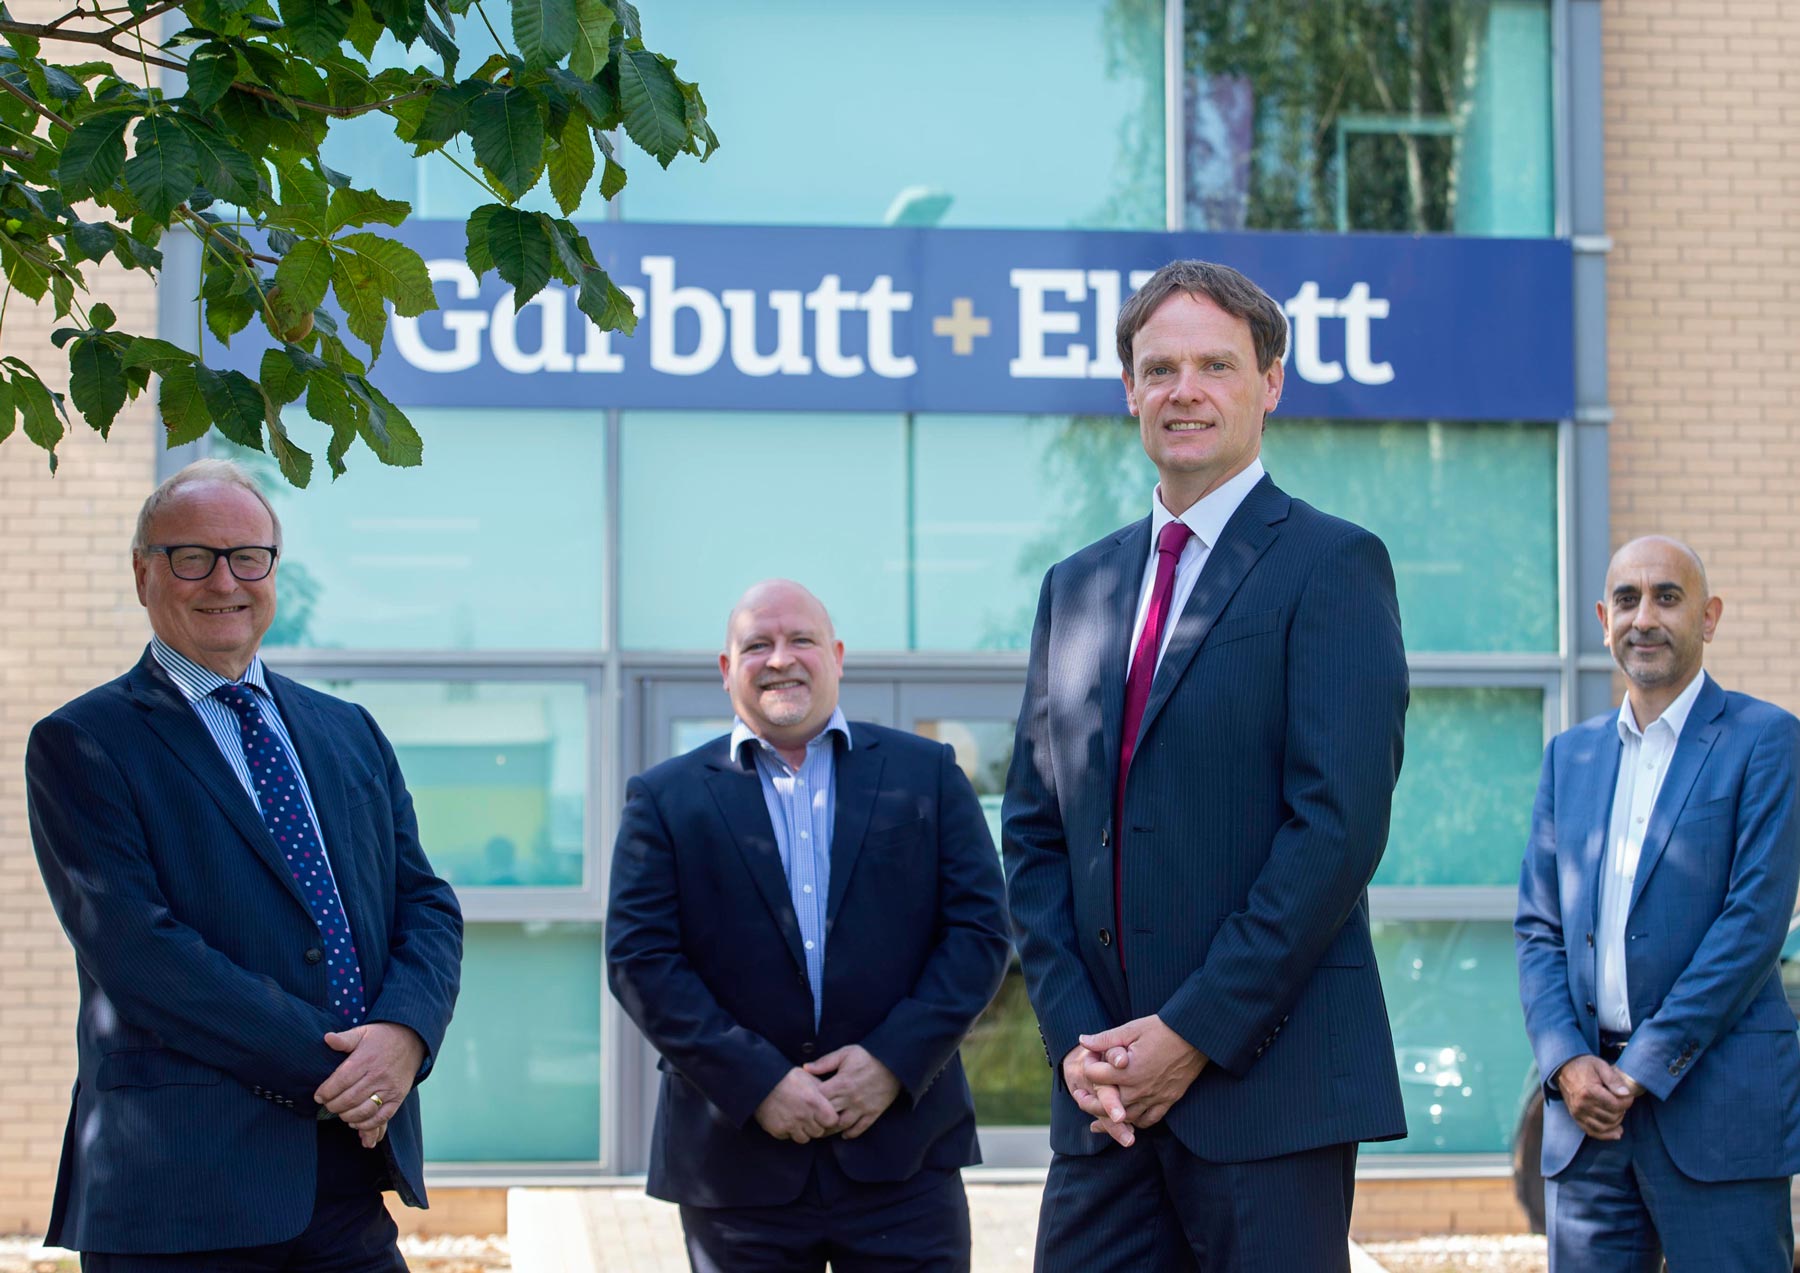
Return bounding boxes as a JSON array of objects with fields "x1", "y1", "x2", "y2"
[
  {"x1": 1184, "y1": 0, "x2": 1553, "y2": 236},
  {"x1": 422, "y1": 922, "x2": 603, "y2": 1162},
  {"x1": 619, "y1": 412, "x2": 909, "y2": 649},
  {"x1": 1378, "y1": 687, "x2": 1543, "y2": 887},
  {"x1": 303, "y1": 678, "x2": 591, "y2": 890},
  {"x1": 619, "y1": 0, "x2": 1164, "y2": 229},
  {"x1": 1264, "y1": 420, "x2": 1559, "y2": 653},
  {"x1": 231, "y1": 412, "x2": 605, "y2": 651},
  {"x1": 961, "y1": 963, "x2": 1050, "y2": 1125},
  {"x1": 1365, "y1": 920, "x2": 1535, "y2": 1155}
]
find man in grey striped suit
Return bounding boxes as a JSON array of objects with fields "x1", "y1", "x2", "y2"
[
  {"x1": 26, "y1": 459, "x2": 462, "y2": 1270},
  {"x1": 1003, "y1": 260, "x2": 1409, "y2": 1271}
]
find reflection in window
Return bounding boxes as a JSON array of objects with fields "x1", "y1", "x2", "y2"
[
  {"x1": 1365, "y1": 920, "x2": 1535, "y2": 1154},
  {"x1": 961, "y1": 963, "x2": 1050, "y2": 1126},
  {"x1": 915, "y1": 716, "x2": 1014, "y2": 850},
  {"x1": 229, "y1": 412, "x2": 606, "y2": 651},
  {"x1": 619, "y1": 0, "x2": 1164, "y2": 230},
  {"x1": 1378, "y1": 687, "x2": 1544, "y2": 886},
  {"x1": 304, "y1": 678, "x2": 590, "y2": 889},
  {"x1": 1184, "y1": 0, "x2": 1553, "y2": 236},
  {"x1": 422, "y1": 922, "x2": 603, "y2": 1161}
]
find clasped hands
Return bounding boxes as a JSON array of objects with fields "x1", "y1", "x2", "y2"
[
  {"x1": 312, "y1": 1022, "x2": 426, "y2": 1150},
  {"x1": 753, "y1": 1044, "x2": 900, "y2": 1144},
  {"x1": 1555, "y1": 1053, "x2": 1646, "y2": 1141},
  {"x1": 1064, "y1": 1014, "x2": 1207, "y2": 1148}
]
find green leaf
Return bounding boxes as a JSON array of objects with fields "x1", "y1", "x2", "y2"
[
  {"x1": 349, "y1": 377, "x2": 423, "y2": 466},
  {"x1": 546, "y1": 65, "x2": 617, "y2": 127},
  {"x1": 123, "y1": 336, "x2": 199, "y2": 371},
  {"x1": 599, "y1": 153, "x2": 626, "y2": 200},
  {"x1": 205, "y1": 290, "x2": 256, "y2": 344},
  {"x1": 511, "y1": 0, "x2": 576, "y2": 70},
  {"x1": 567, "y1": 0, "x2": 613, "y2": 79},
  {"x1": 89, "y1": 302, "x2": 116, "y2": 330},
  {"x1": 278, "y1": 0, "x2": 353, "y2": 60},
  {"x1": 483, "y1": 205, "x2": 551, "y2": 304},
  {"x1": 546, "y1": 108, "x2": 593, "y2": 215},
  {"x1": 158, "y1": 362, "x2": 211, "y2": 446},
  {"x1": 0, "y1": 374, "x2": 15, "y2": 444},
  {"x1": 174, "y1": 118, "x2": 259, "y2": 205},
  {"x1": 260, "y1": 347, "x2": 308, "y2": 405},
  {"x1": 345, "y1": 3, "x2": 383, "y2": 57},
  {"x1": 68, "y1": 336, "x2": 127, "y2": 436},
  {"x1": 123, "y1": 115, "x2": 201, "y2": 221},
  {"x1": 112, "y1": 227, "x2": 163, "y2": 271},
  {"x1": 618, "y1": 46, "x2": 685, "y2": 167},
  {"x1": 468, "y1": 87, "x2": 544, "y2": 199},
  {"x1": 56, "y1": 110, "x2": 133, "y2": 201},
  {"x1": 273, "y1": 238, "x2": 333, "y2": 313},
  {"x1": 330, "y1": 253, "x2": 389, "y2": 352},
  {"x1": 36, "y1": 61, "x2": 82, "y2": 100},
  {"x1": 336, "y1": 233, "x2": 434, "y2": 314},
  {"x1": 195, "y1": 365, "x2": 264, "y2": 447},
  {"x1": 184, "y1": 43, "x2": 239, "y2": 109},
  {"x1": 265, "y1": 408, "x2": 314, "y2": 486},
  {"x1": 405, "y1": 81, "x2": 478, "y2": 147},
  {"x1": 575, "y1": 263, "x2": 636, "y2": 335},
  {"x1": 614, "y1": 0, "x2": 638, "y2": 39},
  {"x1": 13, "y1": 371, "x2": 64, "y2": 465},
  {"x1": 463, "y1": 202, "x2": 500, "y2": 274},
  {"x1": 62, "y1": 218, "x2": 114, "y2": 262},
  {"x1": 272, "y1": 157, "x2": 330, "y2": 230},
  {"x1": 327, "y1": 186, "x2": 410, "y2": 233},
  {"x1": 0, "y1": 234, "x2": 50, "y2": 300},
  {"x1": 418, "y1": 12, "x2": 458, "y2": 78}
]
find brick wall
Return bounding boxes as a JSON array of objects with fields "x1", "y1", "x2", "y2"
[{"x1": 1603, "y1": 0, "x2": 1800, "y2": 710}]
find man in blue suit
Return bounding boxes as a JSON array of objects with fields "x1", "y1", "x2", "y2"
[
  {"x1": 26, "y1": 460, "x2": 463, "y2": 1271},
  {"x1": 1002, "y1": 259, "x2": 1409, "y2": 1271},
  {"x1": 607, "y1": 579, "x2": 1010, "y2": 1272},
  {"x1": 1516, "y1": 535, "x2": 1800, "y2": 1272}
]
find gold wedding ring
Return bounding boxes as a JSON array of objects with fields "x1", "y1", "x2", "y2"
[{"x1": 369, "y1": 1093, "x2": 384, "y2": 1107}]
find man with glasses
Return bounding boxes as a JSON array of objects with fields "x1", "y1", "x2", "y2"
[{"x1": 25, "y1": 459, "x2": 463, "y2": 1271}]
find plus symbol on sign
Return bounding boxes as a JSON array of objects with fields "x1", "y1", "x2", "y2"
[{"x1": 932, "y1": 298, "x2": 991, "y2": 355}]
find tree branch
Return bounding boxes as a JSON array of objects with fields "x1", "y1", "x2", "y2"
[
  {"x1": 0, "y1": 72, "x2": 74, "y2": 132},
  {"x1": 175, "y1": 206, "x2": 279, "y2": 266},
  {"x1": 0, "y1": 144, "x2": 35, "y2": 160},
  {"x1": 105, "y1": 0, "x2": 182, "y2": 37}
]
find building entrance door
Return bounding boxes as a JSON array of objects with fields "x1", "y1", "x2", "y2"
[{"x1": 617, "y1": 670, "x2": 1050, "y2": 1171}]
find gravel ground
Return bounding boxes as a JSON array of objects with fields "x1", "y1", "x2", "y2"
[
  {"x1": 1362, "y1": 1235, "x2": 1547, "y2": 1273},
  {"x1": 0, "y1": 1235, "x2": 512, "y2": 1272}
]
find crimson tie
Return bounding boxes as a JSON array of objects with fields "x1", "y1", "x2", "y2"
[
  {"x1": 213, "y1": 683, "x2": 366, "y2": 1025},
  {"x1": 1113, "y1": 518, "x2": 1195, "y2": 967}
]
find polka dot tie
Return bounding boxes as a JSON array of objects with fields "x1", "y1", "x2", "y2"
[{"x1": 212, "y1": 683, "x2": 366, "y2": 1026}]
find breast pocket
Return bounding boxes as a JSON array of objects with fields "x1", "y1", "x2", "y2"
[
  {"x1": 862, "y1": 818, "x2": 925, "y2": 855},
  {"x1": 1202, "y1": 608, "x2": 1282, "y2": 651}
]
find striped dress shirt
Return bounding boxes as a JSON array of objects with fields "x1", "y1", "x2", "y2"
[
  {"x1": 149, "y1": 637, "x2": 352, "y2": 907},
  {"x1": 729, "y1": 708, "x2": 850, "y2": 1028}
]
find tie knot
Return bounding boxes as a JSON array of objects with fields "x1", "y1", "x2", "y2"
[
  {"x1": 211, "y1": 682, "x2": 258, "y2": 716},
  {"x1": 1157, "y1": 519, "x2": 1194, "y2": 558}
]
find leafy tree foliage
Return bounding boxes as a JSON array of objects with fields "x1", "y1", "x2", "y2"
[{"x1": 0, "y1": 0, "x2": 714, "y2": 482}]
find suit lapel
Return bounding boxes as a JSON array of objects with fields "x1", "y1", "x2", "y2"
[
  {"x1": 826, "y1": 731, "x2": 883, "y2": 923},
  {"x1": 1098, "y1": 520, "x2": 1150, "y2": 783},
  {"x1": 1578, "y1": 725, "x2": 1623, "y2": 932},
  {"x1": 1135, "y1": 477, "x2": 1286, "y2": 753},
  {"x1": 269, "y1": 673, "x2": 374, "y2": 957},
  {"x1": 1628, "y1": 678, "x2": 1725, "y2": 918},
  {"x1": 703, "y1": 752, "x2": 807, "y2": 971},
  {"x1": 128, "y1": 652, "x2": 312, "y2": 911}
]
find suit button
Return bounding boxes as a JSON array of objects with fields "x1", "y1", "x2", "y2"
[
  {"x1": 800, "y1": 1042, "x2": 816, "y2": 1058},
  {"x1": 304, "y1": 948, "x2": 323, "y2": 965},
  {"x1": 1669, "y1": 1064, "x2": 1680, "y2": 1075},
  {"x1": 1101, "y1": 827, "x2": 1110, "y2": 848},
  {"x1": 1585, "y1": 1001, "x2": 1596, "y2": 1015},
  {"x1": 1099, "y1": 929, "x2": 1112, "y2": 947},
  {"x1": 1585, "y1": 932, "x2": 1594, "y2": 947}
]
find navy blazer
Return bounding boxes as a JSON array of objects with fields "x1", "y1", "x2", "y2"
[
  {"x1": 25, "y1": 648, "x2": 463, "y2": 1254},
  {"x1": 1003, "y1": 475, "x2": 1410, "y2": 1161},
  {"x1": 1516, "y1": 675, "x2": 1800, "y2": 1181},
  {"x1": 606, "y1": 723, "x2": 1010, "y2": 1208}
]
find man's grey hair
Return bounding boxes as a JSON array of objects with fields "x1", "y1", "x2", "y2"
[{"x1": 131, "y1": 458, "x2": 283, "y2": 554}]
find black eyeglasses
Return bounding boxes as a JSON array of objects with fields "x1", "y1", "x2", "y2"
[{"x1": 149, "y1": 545, "x2": 279, "y2": 582}]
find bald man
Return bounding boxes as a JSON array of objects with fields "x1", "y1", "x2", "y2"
[
  {"x1": 607, "y1": 581, "x2": 1010, "y2": 1273},
  {"x1": 1516, "y1": 537, "x2": 1800, "y2": 1273}
]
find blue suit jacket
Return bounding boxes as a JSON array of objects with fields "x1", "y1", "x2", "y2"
[
  {"x1": 606, "y1": 723, "x2": 1010, "y2": 1208},
  {"x1": 25, "y1": 648, "x2": 463, "y2": 1253},
  {"x1": 1002, "y1": 475, "x2": 1410, "y2": 1161},
  {"x1": 1516, "y1": 675, "x2": 1800, "y2": 1181}
]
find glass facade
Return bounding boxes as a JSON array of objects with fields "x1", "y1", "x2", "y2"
[{"x1": 253, "y1": 0, "x2": 1570, "y2": 1168}]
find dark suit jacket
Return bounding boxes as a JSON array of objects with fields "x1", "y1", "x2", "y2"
[
  {"x1": 25, "y1": 647, "x2": 463, "y2": 1254},
  {"x1": 1003, "y1": 474, "x2": 1409, "y2": 1161},
  {"x1": 1516, "y1": 675, "x2": 1800, "y2": 1181},
  {"x1": 606, "y1": 722, "x2": 1010, "y2": 1208}
]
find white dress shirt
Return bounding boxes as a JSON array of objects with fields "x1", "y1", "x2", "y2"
[
  {"x1": 1595, "y1": 668, "x2": 1709, "y2": 1032},
  {"x1": 1127, "y1": 458, "x2": 1266, "y2": 676}
]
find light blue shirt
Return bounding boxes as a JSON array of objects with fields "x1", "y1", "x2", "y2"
[
  {"x1": 729, "y1": 708, "x2": 851, "y2": 1029},
  {"x1": 149, "y1": 637, "x2": 348, "y2": 904}
]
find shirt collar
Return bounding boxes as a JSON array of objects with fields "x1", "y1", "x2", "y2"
[
  {"x1": 150, "y1": 635, "x2": 271, "y2": 703},
  {"x1": 1617, "y1": 667, "x2": 1708, "y2": 743},
  {"x1": 730, "y1": 706, "x2": 853, "y2": 768},
  {"x1": 1149, "y1": 458, "x2": 1266, "y2": 551}
]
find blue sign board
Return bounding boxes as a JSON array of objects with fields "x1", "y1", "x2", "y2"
[{"x1": 225, "y1": 222, "x2": 1576, "y2": 421}]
